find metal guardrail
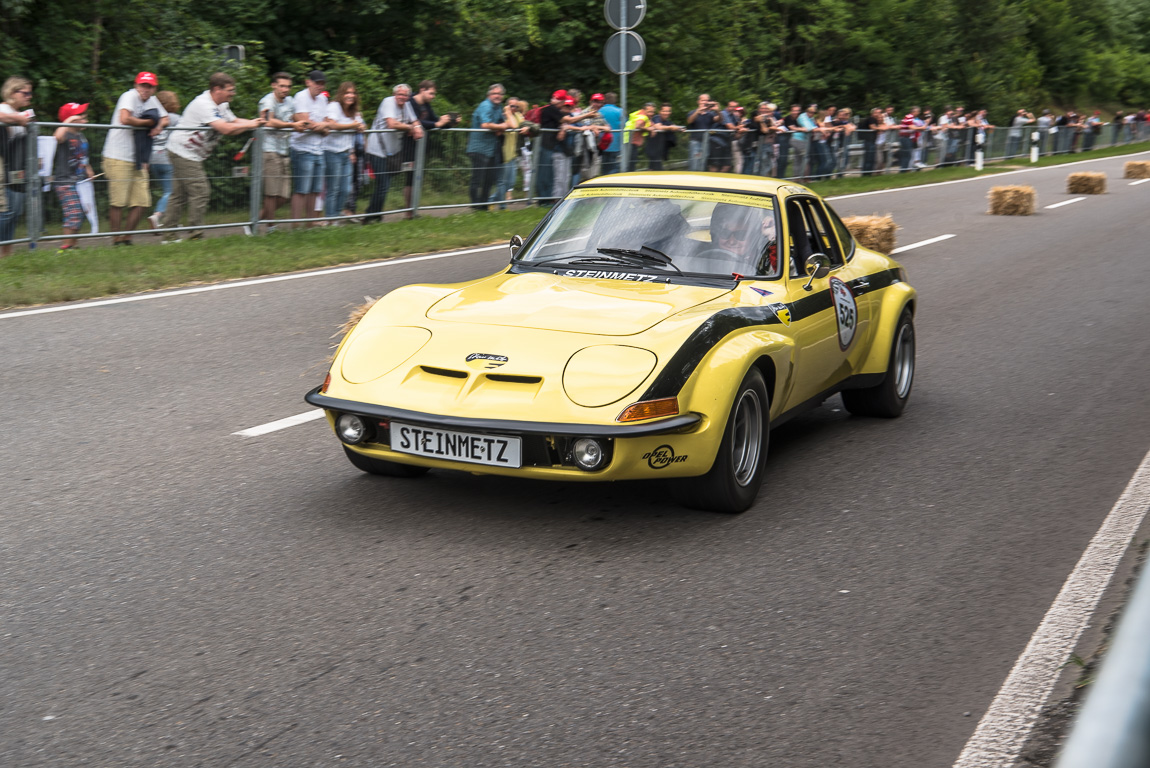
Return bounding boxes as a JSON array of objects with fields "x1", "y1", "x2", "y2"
[
  {"x1": 3, "y1": 120, "x2": 1148, "y2": 249},
  {"x1": 1054, "y1": 553, "x2": 1150, "y2": 768}
]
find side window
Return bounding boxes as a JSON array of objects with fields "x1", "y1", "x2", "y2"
[
  {"x1": 801, "y1": 199, "x2": 844, "y2": 268},
  {"x1": 786, "y1": 197, "x2": 843, "y2": 275},
  {"x1": 824, "y1": 203, "x2": 857, "y2": 261}
]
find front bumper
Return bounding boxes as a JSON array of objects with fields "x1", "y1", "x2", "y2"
[{"x1": 305, "y1": 386, "x2": 712, "y2": 480}]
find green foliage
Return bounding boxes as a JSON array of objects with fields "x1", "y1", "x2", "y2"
[{"x1": 3, "y1": 0, "x2": 1150, "y2": 128}]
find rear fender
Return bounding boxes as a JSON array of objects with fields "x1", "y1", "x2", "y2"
[{"x1": 859, "y1": 283, "x2": 916, "y2": 375}]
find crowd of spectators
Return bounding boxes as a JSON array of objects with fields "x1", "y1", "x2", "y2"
[{"x1": 2, "y1": 68, "x2": 1150, "y2": 254}]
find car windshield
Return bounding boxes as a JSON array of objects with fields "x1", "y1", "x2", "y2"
[{"x1": 515, "y1": 187, "x2": 781, "y2": 279}]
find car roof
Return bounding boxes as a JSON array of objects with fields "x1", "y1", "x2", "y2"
[{"x1": 576, "y1": 171, "x2": 815, "y2": 198}]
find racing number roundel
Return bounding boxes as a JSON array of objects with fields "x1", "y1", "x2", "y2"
[{"x1": 828, "y1": 277, "x2": 857, "y2": 350}]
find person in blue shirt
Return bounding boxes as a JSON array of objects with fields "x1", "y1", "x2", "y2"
[
  {"x1": 597, "y1": 92, "x2": 623, "y2": 175},
  {"x1": 466, "y1": 84, "x2": 510, "y2": 210}
]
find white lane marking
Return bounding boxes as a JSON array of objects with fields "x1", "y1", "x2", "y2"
[
  {"x1": 890, "y1": 234, "x2": 956, "y2": 254},
  {"x1": 828, "y1": 149, "x2": 1150, "y2": 201},
  {"x1": 234, "y1": 409, "x2": 325, "y2": 437},
  {"x1": 952, "y1": 446, "x2": 1150, "y2": 768},
  {"x1": 1045, "y1": 197, "x2": 1086, "y2": 209},
  {"x1": 0, "y1": 244, "x2": 507, "y2": 321},
  {"x1": 1129, "y1": 178, "x2": 1150, "y2": 186}
]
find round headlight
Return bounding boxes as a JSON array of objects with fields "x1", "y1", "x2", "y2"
[
  {"x1": 336, "y1": 413, "x2": 370, "y2": 445},
  {"x1": 571, "y1": 438, "x2": 605, "y2": 471}
]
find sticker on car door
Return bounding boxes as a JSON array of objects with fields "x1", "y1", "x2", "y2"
[{"x1": 829, "y1": 276, "x2": 857, "y2": 350}]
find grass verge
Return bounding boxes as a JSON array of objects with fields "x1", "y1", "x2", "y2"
[
  {"x1": 0, "y1": 208, "x2": 547, "y2": 308},
  {"x1": 3, "y1": 141, "x2": 1148, "y2": 309}
]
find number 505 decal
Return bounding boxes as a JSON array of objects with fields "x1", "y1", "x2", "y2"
[{"x1": 829, "y1": 276, "x2": 857, "y2": 350}]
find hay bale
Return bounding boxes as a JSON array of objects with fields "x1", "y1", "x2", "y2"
[
  {"x1": 842, "y1": 214, "x2": 898, "y2": 255},
  {"x1": 1123, "y1": 161, "x2": 1150, "y2": 179},
  {"x1": 988, "y1": 185, "x2": 1037, "y2": 215},
  {"x1": 1067, "y1": 171, "x2": 1106, "y2": 194}
]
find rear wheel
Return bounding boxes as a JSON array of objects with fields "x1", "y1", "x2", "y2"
[
  {"x1": 343, "y1": 445, "x2": 429, "y2": 477},
  {"x1": 679, "y1": 367, "x2": 769, "y2": 514},
  {"x1": 842, "y1": 309, "x2": 915, "y2": 418}
]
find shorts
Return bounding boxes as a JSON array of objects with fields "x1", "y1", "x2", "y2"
[
  {"x1": 291, "y1": 149, "x2": 324, "y2": 195},
  {"x1": 104, "y1": 157, "x2": 151, "y2": 208},
  {"x1": 263, "y1": 152, "x2": 291, "y2": 199},
  {"x1": 55, "y1": 184, "x2": 83, "y2": 229},
  {"x1": 707, "y1": 142, "x2": 732, "y2": 167}
]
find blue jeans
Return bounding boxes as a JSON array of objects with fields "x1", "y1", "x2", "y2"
[
  {"x1": 151, "y1": 162, "x2": 173, "y2": 214},
  {"x1": 291, "y1": 149, "x2": 324, "y2": 195},
  {"x1": 324, "y1": 150, "x2": 352, "y2": 216},
  {"x1": 491, "y1": 157, "x2": 518, "y2": 206},
  {"x1": 688, "y1": 140, "x2": 704, "y2": 171},
  {"x1": 0, "y1": 188, "x2": 26, "y2": 243},
  {"x1": 600, "y1": 151, "x2": 619, "y2": 175},
  {"x1": 534, "y1": 146, "x2": 554, "y2": 202}
]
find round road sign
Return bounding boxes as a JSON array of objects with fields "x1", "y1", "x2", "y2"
[
  {"x1": 604, "y1": 0, "x2": 647, "y2": 30},
  {"x1": 604, "y1": 30, "x2": 646, "y2": 75}
]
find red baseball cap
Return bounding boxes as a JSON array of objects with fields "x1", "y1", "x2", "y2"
[
  {"x1": 590, "y1": 93, "x2": 605, "y2": 102},
  {"x1": 552, "y1": 89, "x2": 568, "y2": 101},
  {"x1": 136, "y1": 72, "x2": 158, "y2": 86},
  {"x1": 58, "y1": 102, "x2": 89, "y2": 121},
  {"x1": 563, "y1": 97, "x2": 576, "y2": 107}
]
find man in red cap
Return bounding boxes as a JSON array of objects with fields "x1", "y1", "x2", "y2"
[
  {"x1": 535, "y1": 89, "x2": 582, "y2": 203},
  {"x1": 104, "y1": 72, "x2": 169, "y2": 244}
]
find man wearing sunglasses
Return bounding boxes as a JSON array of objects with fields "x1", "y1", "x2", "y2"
[{"x1": 0, "y1": 76, "x2": 34, "y2": 257}]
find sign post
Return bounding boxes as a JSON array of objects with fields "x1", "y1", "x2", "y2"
[{"x1": 604, "y1": 0, "x2": 646, "y2": 171}]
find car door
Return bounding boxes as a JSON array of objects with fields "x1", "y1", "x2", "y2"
[{"x1": 780, "y1": 195, "x2": 871, "y2": 403}]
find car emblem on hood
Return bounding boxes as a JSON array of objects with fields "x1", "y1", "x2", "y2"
[{"x1": 465, "y1": 353, "x2": 509, "y2": 370}]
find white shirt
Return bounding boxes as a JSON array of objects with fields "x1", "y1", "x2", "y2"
[
  {"x1": 167, "y1": 91, "x2": 237, "y2": 162},
  {"x1": 104, "y1": 88, "x2": 168, "y2": 163},
  {"x1": 324, "y1": 103, "x2": 363, "y2": 153},
  {"x1": 367, "y1": 97, "x2": 415, "y2": 157},
  {"x1": 290, "y1": 89, "x2": 328, "y2": 154}
]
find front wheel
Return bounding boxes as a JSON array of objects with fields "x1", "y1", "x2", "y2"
[
  {"x1": 343, "y1": 445, "x2": 429, "y2": 477},
  {"x1": 842, "y1": 309, "x2": 915, "y2": 418},
  {"x1": 678, "y1": 367, "x2": 769, "y2": 514}
]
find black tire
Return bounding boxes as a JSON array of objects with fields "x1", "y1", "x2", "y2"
[
  {"x1": 343, "y1": 445, "x2": 429, "y2": 477},
  {"x1": 842, "y1": 309, "x2": 915, "y2": 418},
  {"x1": 678, "y1": 367, "x2": 770, "y2": 514}
]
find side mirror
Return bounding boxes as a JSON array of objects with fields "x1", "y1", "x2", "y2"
[
  {"x1": 509, "y1": 234, "x2": 524, "y2": 257},
  {"x1": 803, "y1": 253, "x2": 831, "y2": 291}
]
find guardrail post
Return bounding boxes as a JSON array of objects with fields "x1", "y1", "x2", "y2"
[
  {"x1": 410, "y1": 134, "x2": 426, "y2": 217},
  {"x1": 26, "y1": 120, "x2": 42, "y2": 249},
  {"x1": 528, "y1": 137, "x2": 538, "y2": 205},
  {"x1": 248, "y1": 128, "x2": 264, "y2": 235}
]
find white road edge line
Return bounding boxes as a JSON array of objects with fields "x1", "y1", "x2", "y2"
[
  {"x1": 0, "y1": 243, "x2": 508, "y2": 321},
  {"x1": 828, "y1": 148, "x2": 1150, "y2": 201},
  {"x1": 890, "y1": 234, "x2": 956, "y2": 254},
  {"x1": 1129, "y1": 178, "x2": 1150, "y2": 186},
  {"x1": 952, "y1": 446, "x2": 1150, "y2": 768},
  {"x1": 1045, "y1": 197, "x2": 1086, "y2": 209},
  {"x1": 234, "y1": 409, "x2": 325, "y2": 437}
]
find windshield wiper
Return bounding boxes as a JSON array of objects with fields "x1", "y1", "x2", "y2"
[{"x1": 594, "y1": 246, "x2": 683, "y2": 274}]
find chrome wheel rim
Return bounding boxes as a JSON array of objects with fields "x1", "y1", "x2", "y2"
[
  {"x1": 730, "y1": 388, "x2": 763, "y2": 487},
  {"x1": 893, "y1": 323, "x2": 915, "y2": 399}
]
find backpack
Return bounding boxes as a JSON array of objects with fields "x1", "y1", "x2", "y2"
[{"x1": 523, "y1": 105, "x2": 544, "y2": 124}]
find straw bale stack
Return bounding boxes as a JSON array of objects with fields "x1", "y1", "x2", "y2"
[
  {"x1": 1123, "y1": 161, "x2": 1150, "y2": 179},
  {"x1": 988, "y1": 185, "x2": 1037, "y2": 215},
  {"x1": 842, "y1": 214, "x2": 899, "y2": 255},
  {"x1": 1067, "y1": 171, "x2": 1106, "y2": 194}
]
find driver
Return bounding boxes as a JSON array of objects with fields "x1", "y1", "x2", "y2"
[{"x1": 708, "y1": 203, "x2": 776, "y2": 274}]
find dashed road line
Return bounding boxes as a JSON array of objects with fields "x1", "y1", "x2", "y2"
[
  {"x1": 890, "y1": 234, "x2": 956, "y2": 254},
  {"x1": 234, "y1": 409, "x2": 325, "y2": 437},
  {"x1": 1045, "y1": 197, "x2": 1086, "y2": 209},
  {"x1": 952, "y1": 446, "x2": 1150, "y2": 768}
]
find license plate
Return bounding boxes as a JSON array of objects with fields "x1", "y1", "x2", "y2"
[{"x1": 389, "y1": 422, "x2": 522, "y2": 468}]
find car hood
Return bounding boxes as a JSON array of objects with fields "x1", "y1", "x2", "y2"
[{"x1": 425, "y1": 271, "x2": 730, "y2": 336}]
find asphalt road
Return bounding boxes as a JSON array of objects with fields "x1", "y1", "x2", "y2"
[{"x1": 3, "y1": 155, "x2": 1150, "y2": 767}]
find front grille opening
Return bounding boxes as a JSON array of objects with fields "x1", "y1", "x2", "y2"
[
  {"x1": 420, "y1": 366, "x2": 468, "y2": 379},
  {"x1": 486, "y1": 374, "x2": 543, "y2": 384}
]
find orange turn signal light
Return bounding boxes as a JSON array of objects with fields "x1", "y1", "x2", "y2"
[
  {"x1": 320, "y1": 372, "x2": 332, "y2": 393},
  {"x1": 616, "y1": 397, "x2": 679, "y2": 423}
]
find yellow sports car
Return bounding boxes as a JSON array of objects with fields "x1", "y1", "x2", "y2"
[{"x1": 306, "y1": 172, "x2": 916, "y2": 512}]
